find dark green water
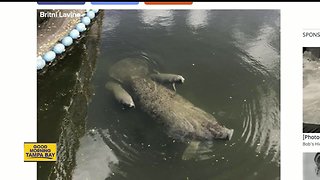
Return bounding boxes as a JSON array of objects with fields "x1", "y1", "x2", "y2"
[{"x1": 38, "y1": 10, "x2": 280, "y2": 180}]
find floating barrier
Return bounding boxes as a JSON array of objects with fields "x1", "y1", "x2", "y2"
[
  {"x1": 76, "y1": 23, "x2": 86, "y2": 32},
  {"x1": 87, "y1": 11, "x2": 95, "y2": 19},
  {"x1": 69, "y1": 29, "x2": 80, "y2": 39},
  {"x1": 37, "y1": 9, "x2": 100, "y2": 71},
  {"x1": 43, "y1": 51, "x2": 56, "y2": 62},
  {"x1": 37, "y1": 56, "x2": 46, "y2": 70},
  {"x1": 53, "y1": 43, "x2": 66, "y2": 54},
  {"x1": 81, "y1": 17, "x2": 91, "y2": 26},
  {"x1": 62, "y1": 36, "x2": 73, "y2": 47}
]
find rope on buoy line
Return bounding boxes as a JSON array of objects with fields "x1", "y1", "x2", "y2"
[{"x1": 37, "y1": 9, "x2": 100, "y2": 70}]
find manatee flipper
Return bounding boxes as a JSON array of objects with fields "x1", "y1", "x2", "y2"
[
  {"x1": 150, "y1": 73, "x2": 185, "y2": 84},
  {"x1": 105, "y1": 81, "x2": 135, "y2": 108},
  {"x1": 150, "y1": 73, "x2": 185, "y2": 92},
  {"x1": 172, "y1": 83, "x2": 176, "y2": 92},
  {"x1": 182, "y1": 141, "x2": 200, "y2": 161}
]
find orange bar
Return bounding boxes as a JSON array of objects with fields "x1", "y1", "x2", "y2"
[{"x1": 145, "y1": 2, "x2": 193, "y2": 5}]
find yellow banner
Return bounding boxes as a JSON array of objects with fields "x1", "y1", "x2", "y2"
[{"x1": 24, "y1": 143, "x2": 56, "y2": 162}]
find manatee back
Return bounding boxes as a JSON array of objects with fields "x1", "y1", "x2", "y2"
[
  {"x1": 108, "y1": 58, "x2": 150, "y2": 83},
  {"x1": 130, "y1": 77, "x2": 225, "y2": 141}
]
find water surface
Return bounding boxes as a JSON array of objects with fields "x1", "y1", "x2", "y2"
[{"x1": 38, "y1": 10, "x2": 280, "y2": 180}]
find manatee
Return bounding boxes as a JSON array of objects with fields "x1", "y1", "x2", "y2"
[
  {"x1": 105, "y1": 81, "x2": 135, "y2": 108},
  {"x1": 150, "y1": 73, "x2": 185, "y2": 91},
  {"x1": 107, "y1": 58, "x2": 234, "y2": 159},
  {"x1": 129, "y1": 76, "x2": 233, "y2": 141},
  {"x1": 108, "y1": 58, "x2": 233, "y2": 140}
]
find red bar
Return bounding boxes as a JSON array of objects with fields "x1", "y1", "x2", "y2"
[{"x1": 145, "y1": 2, "x2": 193, "y2": 5}]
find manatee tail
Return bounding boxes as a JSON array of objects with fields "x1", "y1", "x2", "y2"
[{"x1": 182, "y1": 141, "x2": 201, "y2": 161}]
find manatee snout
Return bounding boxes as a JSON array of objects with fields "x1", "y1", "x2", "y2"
[
  {"x1": 175, "y1": 75, "x2": 185, "y2": 84},
  {"x1": 227, "y1": 129, "x2": 234, "y2": 140},
  {"x1": 121, "y1": 100, "x2": 135, "y2": 108},
  {"x1": 208, "y1": 125, "x2": 234, "y2": 141}
]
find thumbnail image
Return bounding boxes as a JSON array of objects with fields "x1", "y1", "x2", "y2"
[
  {"x1": 303, "y1": 47, "x2": 320, "y2": 133},
  {"x1": 304, "y1": 152, "x2": 320, "y2": 180},
  {"x1": 37, "y1": 9, "x2": 280, "y2": 180}
]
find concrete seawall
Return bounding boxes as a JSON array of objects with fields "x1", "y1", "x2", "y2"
[{"x1": 37, "y1": 10, "x2": 85, "y2": 57}]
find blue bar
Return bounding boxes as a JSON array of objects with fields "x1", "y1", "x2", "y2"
[
  {"x1": 91, "y1": 2, "x2": 139, "y2": 5},
  {"x1": 37, "y1": 2, "x2": 85, "y2": 5}
]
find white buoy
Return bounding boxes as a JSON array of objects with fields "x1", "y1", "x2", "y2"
[
  {"x1": 43, "y1": 51, "x2": 56, "y2": 62},
  {"x1": 53, "y1": 43, "x2": 65, "y2": 54},
  {"x1": 61, "y1": 36, "x2": 73, "y2": 46},
  {"x1": 76, "y1": 23, "x2": 86, "y2": 32},
  {"x1": 87, "y1": 10, "x2": 95, "y2": 19},
  {"x1": 69, "y1": 29, "x2": 80, "y2": 39},
  {"x1": 81, "y1": 16, "x2": 91, "y2": 26},
  {"x1": 37, "y1": 56, "x2": 46, "y2": 70}
]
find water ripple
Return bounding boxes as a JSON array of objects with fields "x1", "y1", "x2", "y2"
[{"x1": 240, "y1": 87, "x2": 280, "y2": 164}]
